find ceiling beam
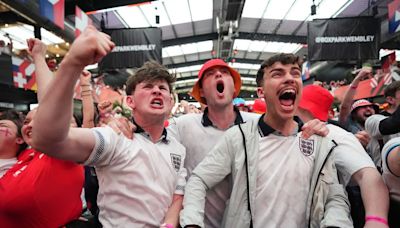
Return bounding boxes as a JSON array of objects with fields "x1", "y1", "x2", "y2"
[
  {"x1": 165, "y1": 57, "x2": 262, "y2": 69},
  {"x1": 163, "y1": 32, "x2": 306, "y2": 47}
]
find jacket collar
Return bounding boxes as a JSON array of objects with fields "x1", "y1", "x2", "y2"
[
  {"x1": 202, "y1": 106, "x2": 244, "y2": 127},
  {"x1": 257, "y1": 114, "x2": 303, "y2": 137}
]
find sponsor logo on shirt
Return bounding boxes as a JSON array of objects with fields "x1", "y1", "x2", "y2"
[
  {"x1": 299, "y1": 138, "x2": 314, "y2": 156},
  {"x1": 170, "y1": 154, "x2": 182, "y2": 172}
]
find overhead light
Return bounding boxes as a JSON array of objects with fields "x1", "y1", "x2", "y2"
[
  {"x1": 56, "y1": 54, "x2": 60, "y2": 57},
  {"x1": 45, "y1": 54, "x2": 49, "y2": 58},
  {"x1": 55, "y1": 44, "x2": 59, "y2": 48},
  {"x1": 5, "y1": 24, "x2": 8, "y2": 27}
]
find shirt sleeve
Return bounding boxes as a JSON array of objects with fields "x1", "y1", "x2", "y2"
[
  {"x1": 365, "y1": 114, "x2": 387, "y2": 138},
  {"x1": 328, "y1": 125, "x2": 376, "y2": 185},
  {"x1": 84, "y1": 126, "x2": 124, "y2": 167},
  {"x1": 382, "y1": 137, "x2": 400, "y2": 176}
]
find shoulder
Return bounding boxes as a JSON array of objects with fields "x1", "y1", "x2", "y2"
[
  {"x1": 175, "y1": 113, "x2": 202, "y2": 123},
  {"x1": 240, "y1": 111, "x2": 260, "y2": 122}
]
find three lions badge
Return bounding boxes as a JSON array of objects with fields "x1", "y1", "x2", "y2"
[{"x1": 299, "y1": 138, "x2": 314, "y2": 156}]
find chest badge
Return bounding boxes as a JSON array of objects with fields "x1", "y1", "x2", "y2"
[
  {"x1": 299, "y1": 138, "x2": 314, "y2": 156},
  {"x1": 170, "y1": 153, "x2": 182, "y2": 172}
]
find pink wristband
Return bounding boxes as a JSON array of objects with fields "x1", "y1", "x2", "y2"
[
  {"x1": 160, "y1": 223, "x2": 174, "y2": 228},
  {"x1": 365, "y1": 215, "x2": 388, "y2": 226}
]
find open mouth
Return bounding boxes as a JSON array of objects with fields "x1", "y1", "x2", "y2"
[
  {"x1": 278, "y1": 88, "x2": 296, "y2": 107},
  {"x1": 151, "y1": 98, "x2": 163, "y2": 107},
  {"x1": 216, "y1": 82, "x2": 224, "y2": 93}
]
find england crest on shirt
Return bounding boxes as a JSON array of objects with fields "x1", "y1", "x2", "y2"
[
  {"x1": 299, "y1": 138, "x2": 314, "y2": 156},
  {"x1": 170, "y1": 154, "x2": 182, "y2": 172}
]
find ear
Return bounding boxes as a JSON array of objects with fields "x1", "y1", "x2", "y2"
[
  {"x1": 125, "y1": 96, "x2": 135, "y2": 110},
  {"x1": 15, "y1": 137, "x2": 24, "y2": 145},
  {"x1": 256, "y1": 87, "x2": 264, "y2": 98},
  {"x1": 386, "y1": 96, "x2": 395, "y2": 105},
  {"x1": 199, "y1": 88, "x2": 204, "y2": 97}
]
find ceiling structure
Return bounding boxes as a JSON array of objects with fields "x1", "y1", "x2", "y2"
[{"x1": 0, "y1": 0, "x2": 398, "y2": 100}]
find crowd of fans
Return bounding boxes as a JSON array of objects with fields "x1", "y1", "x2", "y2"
[{"x1": 1, "y1": 26, "x2": 400, "y2": 228}]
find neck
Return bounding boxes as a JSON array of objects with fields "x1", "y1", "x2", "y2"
[
  {"x1": 133, "y1": 115, "x2": 165, "y2": 143},
  {"x1": 0, "y1": 147, "x2": 18, "y2": 159},
  {"x1": 207, "y1": 104, "x2": 237, "y2": 130},
  {"x1": 387, "y1": 105, "x2": 397, "y2": 114},
  {"x1": 264, "y1": 112, "x2": 297, "y2": 136}
]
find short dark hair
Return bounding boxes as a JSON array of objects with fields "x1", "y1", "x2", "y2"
[
  {"x1": 384, "y1": 81, "x2": 400, "y2": 98},
  {"x1": 125, "y1": 61, "x2": 176, "y2": 95},
  {"x1": 256, "y1": 53, "x2": 302, "y2": 87},
  {"x1": 0, "y1": 109, "x2": 27, "y2": 153}
]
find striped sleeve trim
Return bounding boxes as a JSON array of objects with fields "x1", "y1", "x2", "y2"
[
  {"x1": 85, "y1": 129, "x2": 106, "y2": 166},
  {"x1": 175, "y1": 185, "x2": 185, "y2": 195}
]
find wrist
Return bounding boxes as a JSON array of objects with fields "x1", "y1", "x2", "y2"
[
  {"x1": 350, "y1": 84, "x2": 358, "y2": 89},
  {"x1": 365, "y1": 215, "x2": 388, "y2": 227},
  {"x1": 61, "y1": 54, "x2": 86, "y2": 70},
  {"x1": 160, "y1": 223, "x2": 174, "y2": 228}
]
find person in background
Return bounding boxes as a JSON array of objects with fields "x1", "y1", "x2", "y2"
[
  {"x1": 0, "y1": 110, "x2": 26, "y2": 177},
  {"x1": 0, "y1": 38, "x2": 84, "y2": 227},
  {"x1": 297, "y1": 85, "x2": 389, "y2": 228}
]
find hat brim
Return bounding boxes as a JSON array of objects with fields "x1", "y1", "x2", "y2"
[
  {"x1": 351, "y1": 103, "x2": 379, "y2": 114},
  {"x1": 191, "y1": 66, "x2": 242, "y2": 104}
]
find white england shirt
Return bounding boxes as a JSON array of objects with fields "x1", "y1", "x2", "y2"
[
  {"x1": 85, "y1": 126, "x2": 187, "y2": 227},
  {"x1": 254, "y1": 118, "x2": 316, "y2": 228}
]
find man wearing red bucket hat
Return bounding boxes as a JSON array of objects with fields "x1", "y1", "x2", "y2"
[
  {"x1": 298, "y1": 85, "x2": 389, "y2": 228},
  {"x1": 169, "y1": 59, "x2": 260, "y2": 227}
]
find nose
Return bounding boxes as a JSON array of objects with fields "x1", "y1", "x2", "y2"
[
  {"x1": 283, "y1": 72, "x2": 295, "y2": 84},
  {"x1": 152, "y1": 86, "x2": 162, "y2": 95}
]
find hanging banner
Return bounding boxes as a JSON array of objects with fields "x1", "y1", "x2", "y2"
[
  {"x1": 388, "y1": 0, "x2": 400, "y2": 34},
  {"x1": 99, "y1": 28, "x2": 162, "y2": 70},
  {"x1": 75, "y1": 6, "x2": 92, "y2": 37},
  {"x1": 308, "y1": 17, "x2": 379, "y2": 61},
  {"x1": 12, "y1": 56, "x2": 37, "y2": 91},
  {"x1": 39, "y1": 0, "x2": 65, "y2": 29}
]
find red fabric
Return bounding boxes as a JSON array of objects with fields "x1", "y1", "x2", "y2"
[
  {"x1": 299, "y1": 85, "x2": 334, "y2": 121},
  {"x1": 0, "y1": 149, "x2": 84, "y2": 228}
]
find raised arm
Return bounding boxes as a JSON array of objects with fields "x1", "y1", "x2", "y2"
[
  {"x1": 31, "y1": 26, "x2": 115, "y2": 162},
  {"x1": 27, "y1": 38, "x2": 53, "y2": 102},
  {"x1": 80, "y1": 70, "x2": 95, "y2": 128},
  {"x1": 339, "y1": 68, "x2": 371, "y2": 125}
]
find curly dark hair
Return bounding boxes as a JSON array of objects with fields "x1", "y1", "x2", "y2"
[
  {"x1": 0, "y1": 109, "x2": 27, "y2": 154},
  {"x1": 125, "y1": 61, "x2": 176, "y2": 95},
  {"x1": 256, "y1": 53, "x2": 302, "y2": 87}
]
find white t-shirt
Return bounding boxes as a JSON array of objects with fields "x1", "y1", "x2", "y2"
[
  {"x1": 0, "y1": 158, "x2": 17, "y2": 178},
  {"x1": 327, "y1": 124, "x2": 376, "y2": 185},
  {"x1": 254, "y1": 131, "x2": 316, "y2": 228},
  {"x1": 168, "y1": 111, "x2": 259, "y2": 228},
  {"x1": 85, "y1": 126, "x2": 187, "y2": 227},
  {"x1": 381, "y1": 137, "x2": 400, "y2": 203}
]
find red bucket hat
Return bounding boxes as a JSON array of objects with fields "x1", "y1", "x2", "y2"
[
  {"x1": 191, "y1": 59, "x2": 242, "y2": 104},
  {"x1": 298, "y1": 85, "x2": 334, "y2": 121},
  {"x1": 252, "y1": 98, "x2": 267, "y2": 114}
]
